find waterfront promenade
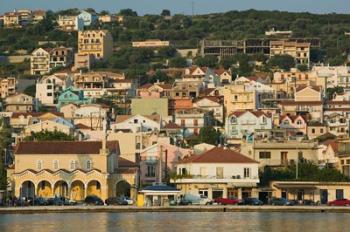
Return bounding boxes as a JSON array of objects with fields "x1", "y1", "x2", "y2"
[{"x1": 2, "y1": 205, "x2": 350, "y2": 214}]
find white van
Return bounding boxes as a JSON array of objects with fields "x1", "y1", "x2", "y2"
[{"x1": 182, "y1": 194, "x2": 212, "y2": 205}]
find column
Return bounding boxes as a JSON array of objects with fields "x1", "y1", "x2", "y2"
[{"x1": 238, "y1": 188, "x2": 242, "y2": 199}]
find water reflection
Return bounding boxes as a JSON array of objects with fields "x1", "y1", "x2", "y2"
[{"x1": 0, "y1": 212, "x2": 349, "y2": 232}]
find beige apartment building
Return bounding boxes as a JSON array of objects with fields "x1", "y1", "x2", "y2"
[
  {"x1": 0, "y1": 77, "x2": 16, "y2": 99},
  {"x1": 30, "y1": 48, "x2": 50, "y2": 75},
  {"x1": 78, "y1": 30, "x2": 113, "y2": 60},
  {"x1": 270, "y1": 41, "x2": 310, "y2": 67},
  {"x1": 222, "y1": 84, "x2": 257, "y2": 115},
  {"x1": 4, "y1": 93, "x2": 34, "y2": 112}
]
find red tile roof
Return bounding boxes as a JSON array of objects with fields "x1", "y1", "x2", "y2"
[
  {"x1": 164, "y1": 122, "x2": 182, "y2": 129},
  {"x1": 229, "y1": 110, "x2": 270, "y2": 118},
  {"x1": 118, "y1": 157, "x2": 137, "y2": 167},
  {"x1": 11, "y1": 112, "x2": 64, "y2": 119},
  {"x1": 296, "y1": 85, "x2": 321, "y2": 92},
  {"x1": 179, "y1": 147, "x2": 258, "y2": 164},
  {"x1": 15, "y1": 141, "x2": 119, "y2": 155},
  {"x1": 323, "y1": 140, "x2": 338, "y2": 153}
]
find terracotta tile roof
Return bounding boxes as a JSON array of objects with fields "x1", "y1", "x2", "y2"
[
  {"x1": 11, "y1": 112, "x2": 64, "y2": 119},
  {"x1": 296, "y1": 85, "x2": 321, "y2": 92},
  {"x1": 229, "y1": 110, "x2": 271, "y2": 118},
  {"x1": 15, "y1": 168, "x2": 102, "y2": 175},
  {"x1": 15, "y1": 141, "x2": 119, "y2": 155},
  {"x1": 327, "y1": 101, "x2": 350, "y2": 105},
  {"x1": 280, "y1": 114, "x2": 307, "y2": 123},
  {"x1": 214, "y1": 68, "x2": 229, "y2": 76},
  {"x1": 323, "y1": 140, "x2": 338, "y2": 153},
  {"x1": 139, "y1": 83, "x2": 153, "y2": 89},
  {"x1": 164, "y1": 122, "x2": 181, "y2": 129},
  {"x1": 156, "y1": 84, "x2": 172, "y2": 89},
  {"x1": 75, "y1": 123, "x2": 91, "y2": 129},
  {"x1": 118, "y1": 157, "x2": 137, "y2": 167},
  {"x1": 178, "y1": 147, "x2": 258, "y2": 164}
]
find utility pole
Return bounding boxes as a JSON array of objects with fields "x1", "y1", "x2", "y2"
[
  {"x1": 191, "y1": 1, "x2": 195, "y2": 16},
  {"x1": 159, "y1": 145, "x2": 163, "y2": 184}
]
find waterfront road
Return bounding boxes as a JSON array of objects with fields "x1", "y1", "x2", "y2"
[{"x1": 1, "y1": 205, "x2": 350, "y2": 214}]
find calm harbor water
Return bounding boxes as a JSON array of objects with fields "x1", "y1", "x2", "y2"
[{"x1": 0, "y1": 212, "x2": 349, "y2": 232}]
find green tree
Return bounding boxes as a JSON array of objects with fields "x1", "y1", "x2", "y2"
[
  {"x1": 0, "y1": 118, "x2": 11, "y2": 190},
  {"x1": 268, "y1": 55, "x2": 295, "y2": 71},
  {"x1": 23, "y1": 84, "x2": 36, "y2": 97},
  {"x1": 198, "y1": 126, "x2": 221, "y2": 145},
  {"x1": 194, "y1": 56, "x2": 218, "y2": 68},
  {"x1": 24, "y1": 130, "x2": 75, "y2": 142},
  {"x1": 149, "y1": 70, "x2": 170, "y2": 83},
  {"x1": 119, "y1": 9, "x2": 138, "y2": 17},
  {"x1": 326, "y1": 86, "x2": 344, "y2": 100},
  {"x1": 169, "y1": 56, "x2": 187, "y2": 68}
]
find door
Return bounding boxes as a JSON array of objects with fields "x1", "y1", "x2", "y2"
[
  {"x1": 216, "y1": 167, "x2": 224, "y2": 179},
  {"x1": 320, "y1": 189, "x2": 328, "y2": 204},
  {"x1": 297, "y1": 190, "x2": 304, "y2": 201},
  {"x1": 281, "y1": 191, "x2": 287, "y2": 199},
  {"x1": 281, "y1": 152, "x2": 288, "y2": 165}
]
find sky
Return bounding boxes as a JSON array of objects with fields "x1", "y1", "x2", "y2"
[{"x1": 1, "y1": 0, "x2": 350, "y2": 15}]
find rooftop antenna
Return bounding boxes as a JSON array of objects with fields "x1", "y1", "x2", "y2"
[{"x1": 191, "y1": 1, "x2": 195, "y2": 16}]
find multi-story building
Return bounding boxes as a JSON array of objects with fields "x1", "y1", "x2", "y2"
[
  {"x1": 78, "y1": 30, "x2": 113, "y2": 60},
  {"x1": 0, "y1": 77, "x2": 16, "y2": 99},
  {"x1": 57, "y1": 15, "x2": 84, "y2": 31},
  {"x1": 77, "y1": 10, "x2": 98, "y2": 27},
  {"x1": 222, "y1": 83, "x2": 257, "y2": 114},
  {"x1": 311, "y1": 66, "x2": 350, "y2": 88},
  {"x1": 170, "y1": 80, "x2": 203, "y2": 99},
  {"x1": 4, "y1": 93, "x2": 34, "y2": 112},
  {"x1": 226, "y1": 110, "x2": 272, "y2": 140},
  {"x1": 30, "y1": 48, "x2": 50, "y2": 75},
  {"x1": 36, "y1": 73, "x2": 72, "y2": 106},
  {"x1": 241, "y1": 140, "x2": 319, "y2": 167},
  {"x1": 278, "y1": 86, "x2": 323, "y2": 121},
  {"x1": 270, "y1": 40, "x2": 310, "y2": 66},
  {"x1": 3, "y1": 9, "x2": 33, "y2": 28},
  {"x1": 194, "y1": 96, "x2": 224, "y2": 124},
  {"x1": 173, "y1": 147, "x2": 260, "y2": 200},
  {"x1": 175, "y1": 108, "x2": 210, "y2": 136},
  {"x1": 49, "y1": 47, "x2": 74, "y2": 70}
]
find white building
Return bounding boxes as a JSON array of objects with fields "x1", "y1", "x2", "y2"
[
  {"x1": 193, "y1": 96, "x2": 223, "y2": 124},
  {"x1": 226, "y1": 110, "x2": 272, "y2": 139},
  {"x1": 36, "y1": 74, "x2": 72, "y2": 106},
  {"x1": 173, "y1": 147, "x2": 259, "y2": 199},
  {"x1": 312, "y1": 66, "x2": 350, "y2": 88},
  {"x1": 111, "y1": 114, "x2": 161, "y2": 133}
]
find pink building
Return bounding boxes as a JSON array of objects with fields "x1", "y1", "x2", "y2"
[
  {"x1": 279, "y1": 114, "x2": 307, "y2": 136},
  {"x1": 140, "y1": 142, "x2": 192, "y2": 185}
]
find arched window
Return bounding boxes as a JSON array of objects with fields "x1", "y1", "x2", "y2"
[
  {"x1": 53, "y1": 160, "x2": 59, "y2": 170},
  {"x1": 86, "y1": 160, "x2": 92, "y2": 170},
  {"x1": 70, "y1": 160, "x2": 77, "y2": 170},
  {"x1": 37, "y1": 160, "x2": 43, "y2": 170},
  {"x1": 296, "y1": 120, "x2": 303, "y2": 125},
  {"x1": 230, "y1": 116, "x2": 237, "y2": 124}
]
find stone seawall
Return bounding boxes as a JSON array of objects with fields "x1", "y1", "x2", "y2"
[{"x1": 1, "y1": 205, "x2": 350, "y2": 214}]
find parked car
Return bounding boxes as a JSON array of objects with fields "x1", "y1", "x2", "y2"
[
  {"x1": 302, "y1": 199, "x2": 317, "y2": 206},
  {"x1": 241, "y1": 198, "x2": 264, "y2": 206},
  {"x1": 33, "y1": 197, "x2": 48, "y2": 206},
  {"x1": 84, "y1": 195, "x2": 104, "y2": 206},
  {"x1": 178, "y1": 199, "x2": 192, "y2": 205},
  {"x1": 214, "y1": 197, "x2": 240, "y2": 205},
  {"x1": 270, "y1": 198, "x2": 295, "y2": 206},
  {"x1": 105, "y1": 197, "x2": 128, "y2": 205},
  {"x1": 124, "y1": 197, "x2": 134, "y2": 205},
  {"x1": 328, "y1": 199, "x2": 350, "y2": 206},
  {"x1": 181, "y1": 194, "x2": 212, "y2": 205}
]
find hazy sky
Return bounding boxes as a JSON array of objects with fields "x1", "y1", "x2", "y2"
[{"x1": 1, "y1": 0, "x2": 350, "y2": 15}]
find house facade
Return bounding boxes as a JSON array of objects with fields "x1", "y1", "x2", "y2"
[
  {"x1": 78, "y1": 30, "x2": 113, "y2": 60},
  {"x1": 173, "y1": 147, "x2": 259, "y2": 200}
]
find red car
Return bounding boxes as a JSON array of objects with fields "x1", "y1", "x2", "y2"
[
  {"x1": 328, "y1": 199, "x2": 350, "y2": 206},
  {"x1": 214, "y1": 197, "x2": 240, "y2": 205}
]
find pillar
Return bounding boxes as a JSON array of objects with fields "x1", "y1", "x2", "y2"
[{"x1": 237, "y1": 188, "x2": 242, "y2": 199}]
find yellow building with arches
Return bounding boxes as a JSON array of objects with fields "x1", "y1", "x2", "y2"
[{"x1": 10, "y1": 140, "x2": 137, "y2": 201}]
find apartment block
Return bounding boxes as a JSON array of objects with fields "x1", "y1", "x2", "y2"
[{"x1": 78, "y1": 30, "x2": 113, "y2": 60}]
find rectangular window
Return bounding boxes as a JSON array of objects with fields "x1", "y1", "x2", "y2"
[
  {"x1": 181, "y1": 119, "x2": 185, "y2": 126},
  {"x1": 244, "y1": 168, "x2": 251, "y2": 178},
  {"x1": 147, "y1": 165, "x2": 156, "y2": 177},
  {"x1": 259, "y1": 152, "x2": 271, "y2": 159},
  {"x1": 200, "y1": 167, "x2": 207, "y2": 177},
  {"x1": 336, "y1": 189, "x2": 344, "y2": 200},
  {"x1": 216, "y1": 167, "x2": 223, "y2": 179}
]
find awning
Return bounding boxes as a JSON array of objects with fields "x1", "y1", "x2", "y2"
[{"x1": 274, "y1": 184, "x2": 317, "y2": 190}]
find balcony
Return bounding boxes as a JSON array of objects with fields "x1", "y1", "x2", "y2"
[{"x1": 172, "y1": 174, "x2": 259, "y2": 185}]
